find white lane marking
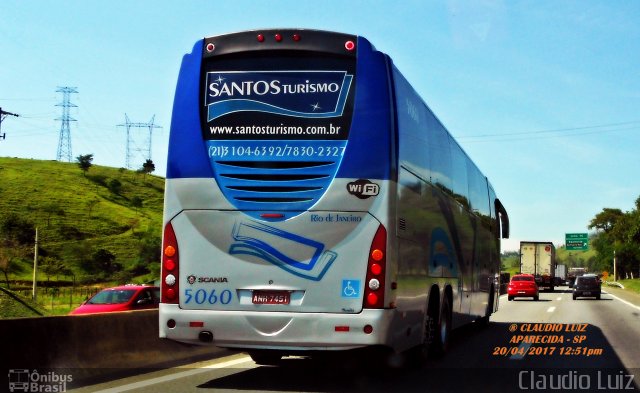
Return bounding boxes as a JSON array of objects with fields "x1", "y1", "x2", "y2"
[
  {"x1": 605, "y1": 291, "x2": 640, "y2": 312},
  {"x1": 90, "y1": 355, "x2": 253, "y2": 393},
  {"x1": 546, "y1": 306, "x2": 556, "y2": 313}
]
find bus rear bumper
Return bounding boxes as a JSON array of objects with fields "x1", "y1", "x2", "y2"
[{"x1": 159, "y1": 304, "x2": 395, "y2": 351}]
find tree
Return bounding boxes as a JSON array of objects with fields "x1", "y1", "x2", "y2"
[
  {"x1": 588, "y1": 208, "x2": 623, "y2": 233},
  {"x1": 131, "y1": 196, "x2": 143, "y2": 214},
  {"x1": 108, "y1": 178, "x2": 122, "y2": 195},
  {"x1": 58, "y1": 225, "x2": 85, "y2": 240},
  {"x1": 128, "y1": 218, "x2": 140, "y2": 234},
  {"x1": 40, "y1": 256, "x2": 66, "y2": 281},
  {"x1": 1, "y1": 213, "x2": 36, "y2": 245},
  {"x1": 589, "y1": 197, "x2": 640, "y2": 279},
  {"x1": 86, "y1": 198, "x2": 100, "y2": 217},
  {"x1": 141, "y1": 159, "x2": 155, "y2": 177},
  {"x1": 0, "y1": 240, "x2": 24, "y2": 289},
  {"x1": 81, "y1": 248, "x2": 122, "y2": 276},
  {"x1": 76, "y1": 154, "x2": 94, "y2": 176},
  {"x1": 138, "y1": 229, "x2": 160, "y2": 264},
  {"x1": 42, "y1": 204, "x2": 65, "y2": 227},
  {"x1": 0, "y1": 214, "x2": 34, "y2": 288}
]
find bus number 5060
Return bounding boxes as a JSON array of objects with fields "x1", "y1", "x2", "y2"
[{"x1": 184, "y1": 289, "x2": 233, "y2": 305}]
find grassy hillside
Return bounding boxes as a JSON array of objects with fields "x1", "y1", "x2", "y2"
[
  {"x1": 501, "y1": 253, "x2": 520, "y2": 277},
  {"x1": 0, "y1": 157, "x2": 163, "y2": 284},
  {"x1": 0, "y1": 287, "x2": 47, "y2": 318},
  {"x1": 556, "y1": 246, "x2": 598, "y2": 267}
]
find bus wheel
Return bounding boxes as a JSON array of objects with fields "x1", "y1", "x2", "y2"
[
  {"x1": 410, "y1": 310, "x2": 436, "y2": 364},
  {"x1": 431, "y1": 295, "x2": 451, "y2": 358},
  {"x1": 249, "y1": 350, "x2": 282, "y2": 366}
]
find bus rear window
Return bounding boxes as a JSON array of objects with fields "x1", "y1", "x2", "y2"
[{"x1": 200, "y1": 53, "x2": 356, "y2": 141}]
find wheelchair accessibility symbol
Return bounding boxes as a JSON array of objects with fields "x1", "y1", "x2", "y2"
[{"x1": 341, "y1": 279, "x2": 360, "y2": 298}]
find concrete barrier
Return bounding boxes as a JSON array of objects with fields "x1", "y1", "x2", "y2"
[{"x1": 1, "y1": 310, "x2": 232, "y2": 383}]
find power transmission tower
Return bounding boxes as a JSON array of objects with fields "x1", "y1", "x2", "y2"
[
  {"x1": 55, "y1": 86, "x2": 78, "y2": 162},
  {"x1": 0, "y1": 107, "x2": 20, "y2": 140},
  {"x1": 117, "y1": 114, "x2": 162, "y2": 169}
]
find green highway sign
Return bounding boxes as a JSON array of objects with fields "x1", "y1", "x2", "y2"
[{"x1": 566, "y1": 233, "x2": 589, "y2": 251}]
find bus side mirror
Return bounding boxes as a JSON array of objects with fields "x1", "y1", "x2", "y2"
[{"x1": 495, "y1": 199, "x2": 509, "y2": 239}]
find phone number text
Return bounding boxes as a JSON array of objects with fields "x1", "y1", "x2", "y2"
[{"x1": 209, "y1": 144, "x2": 345, "y2": 159}]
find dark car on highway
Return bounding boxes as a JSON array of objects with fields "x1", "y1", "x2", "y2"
[{"x1": 572, "y1": 274, "x2": 601, "y2": 300}]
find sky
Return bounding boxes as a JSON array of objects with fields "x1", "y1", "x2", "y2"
[{"x1": 1, "y1": 0, "x2": 639, "y2": 252}]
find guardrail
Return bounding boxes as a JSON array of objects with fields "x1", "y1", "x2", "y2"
[
  {"x1": 604, "y1": 281, "x2": 625, "y2": 289},
  {"x1": 0, "y1": 310, "x2": 230, "y2": 383}
]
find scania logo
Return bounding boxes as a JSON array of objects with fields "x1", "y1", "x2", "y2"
[{"x1": 187, "y1": 275, "x2": 229, "y2": 285}]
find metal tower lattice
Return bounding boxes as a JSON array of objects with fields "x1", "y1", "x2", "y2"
[
  {"x1": 117, "y1": 114, "x2": 162, "y2": 169},
  {"x1": 55, "y1": 86, "x2": 78, "y2": 162},
  {"x1": 0, "y1": 107, "x2": 20, "y2": 140}
]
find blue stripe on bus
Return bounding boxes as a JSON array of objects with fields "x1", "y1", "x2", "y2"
[
  {"x1": 166, "y1": 40, "x2": 213, "y2": 179},
  {"x1": 336, "y1": 36, "x2": 394, "y2": 181}
]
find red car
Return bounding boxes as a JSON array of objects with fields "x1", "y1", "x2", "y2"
[
  {"x1": 69, "y1": 285, "x2": 160, "y2": 315},
  {"x1": 507, "y1": 274, "x2": 539, "y2": 301}
]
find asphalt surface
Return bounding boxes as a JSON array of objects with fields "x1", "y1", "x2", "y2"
[{"x1": 70, "y1": 285, "x2": 640, "y2": 393}]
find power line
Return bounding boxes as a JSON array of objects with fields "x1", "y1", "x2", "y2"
[
  {"x1": 456, "y1": 120, "x2": 640, "y2": 142},
  {"x1": 117, "y1": 114, "x2": 162, "y2": 169},
  {"x1": 0, "y1": 107, "x2": 20, "y2": 141},
  {"x1": 55, "y1": 87, "x2": 78, "y2": 162}
]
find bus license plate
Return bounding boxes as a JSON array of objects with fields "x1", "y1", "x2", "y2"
[{"x1": 252, "y1": 291, "x2": 290, "y2": 305}]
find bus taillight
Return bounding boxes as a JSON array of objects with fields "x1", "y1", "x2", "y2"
[
  {"x1": 162, "y1": 222, "x2": 179, "y2": 304},
  {"x1": 345, "y1": 40, "x2": 356, "y2": 51},
  {"x1": 364, "y1": 225, "x2": 386, "y2": 309}
]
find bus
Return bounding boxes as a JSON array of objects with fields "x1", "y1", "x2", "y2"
[{"x1": 159, "y1": 28, "x2": 509, "y2": 366}]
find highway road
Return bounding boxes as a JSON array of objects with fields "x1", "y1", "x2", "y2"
[{"x1": 71, "y1": 287, "x2": 640, "y2": 393}]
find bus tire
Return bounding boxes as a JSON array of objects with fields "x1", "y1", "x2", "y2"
[
  {"x1": 249, "y1": 350, "x2": 282, "y2": 366},
  {"x1": 412, "y1": 309, "x2": 436, "y2": 364},
  {"x1": 409, "y1": 289, "x2": 439, "y2": 366},
  {"x1": 431, "y1": 295, "x2": 451, "y2": 358}
]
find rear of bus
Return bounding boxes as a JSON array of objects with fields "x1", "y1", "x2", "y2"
[{"x1": 159, "y1": 29, "x2": 397, "y2": 356}]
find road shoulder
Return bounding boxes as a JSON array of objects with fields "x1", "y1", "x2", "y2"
[{"x1": 603, "y1": 284, "x2": 640, "y2": 308}]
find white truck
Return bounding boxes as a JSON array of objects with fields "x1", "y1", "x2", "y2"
[
  {"x1": 520, "y1": 241, "x2": 556, "y2": 291},
  {"x1": 567, "y1": 267, "x2": 587, "y2": 288},
  {"x1": 555, "y1": 264, "x2": 567, "y2": 286}
]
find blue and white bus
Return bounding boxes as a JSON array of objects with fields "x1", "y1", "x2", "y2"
[{"x1": 159, "y1": 29, "x2": 509, "y2": 365}]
